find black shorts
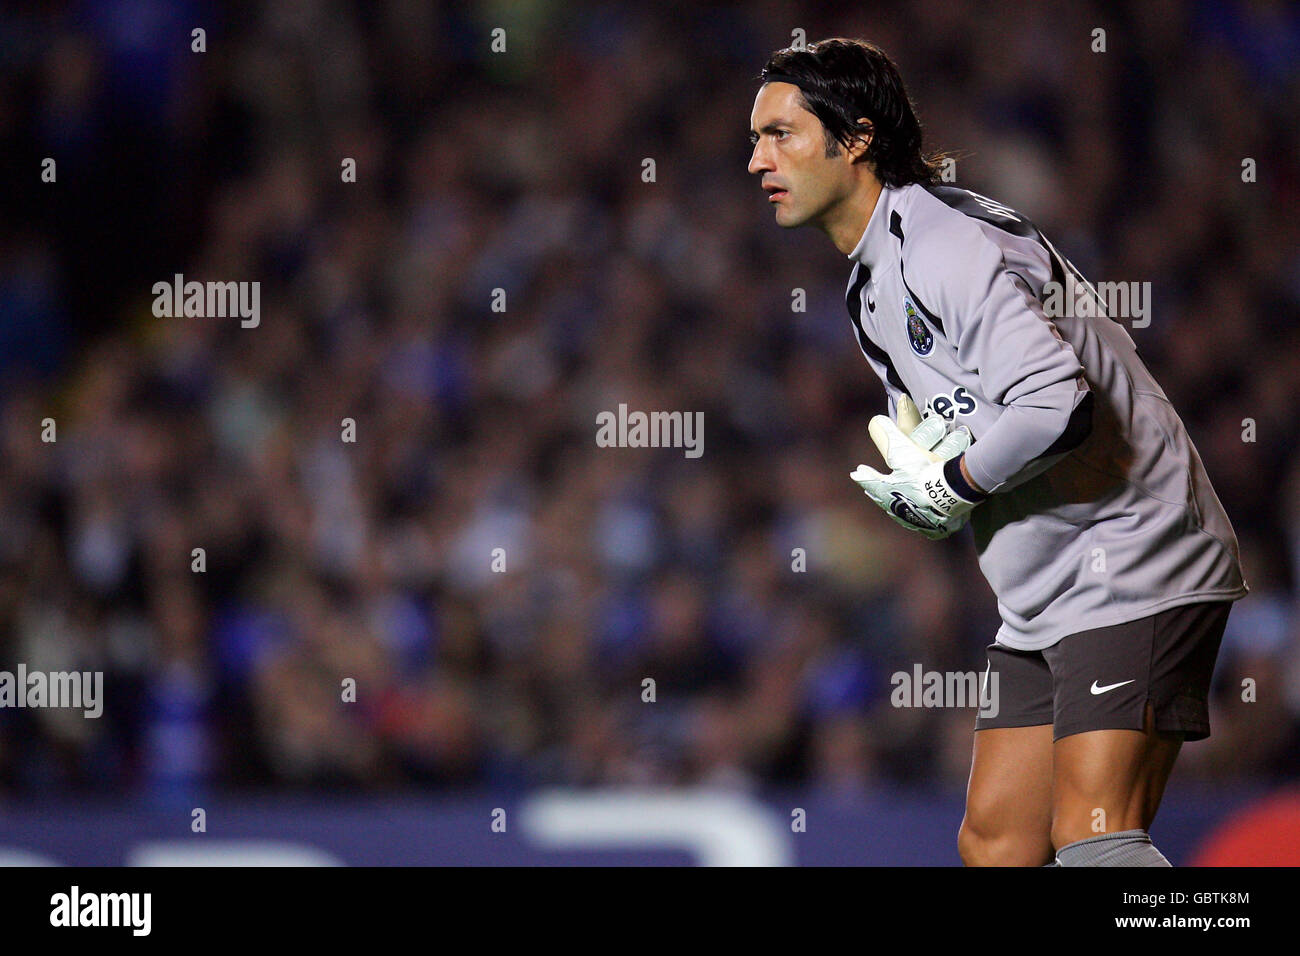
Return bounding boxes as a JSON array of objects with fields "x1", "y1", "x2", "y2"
[{"x1": 973, "y1": 599, "x2": 1232, "y2": 742}]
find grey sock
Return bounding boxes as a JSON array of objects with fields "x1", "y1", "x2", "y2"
[{"x1": 1055, "y1": 829, "x2": 1171, "y2": 867}]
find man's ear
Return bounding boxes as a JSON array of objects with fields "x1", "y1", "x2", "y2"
[{"x1": 848, "y1": 118, "x2": 874, "y2": 162}]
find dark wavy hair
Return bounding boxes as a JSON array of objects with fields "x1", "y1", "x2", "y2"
[{"x1": 759, "y1": 38, "x2": 946, "y2": 188}]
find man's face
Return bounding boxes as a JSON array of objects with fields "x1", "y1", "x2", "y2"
[{"x1": 748, "y1": 82, "x2": 857, "y2": 229}]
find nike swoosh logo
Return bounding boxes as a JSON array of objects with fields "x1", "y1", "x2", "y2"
[
  {"x1": 1090, "y1": 679, "x2": 1136, "y2": 695},
  {"x1": 866, "y1": 295, "x2": 876, "y2": 312}
]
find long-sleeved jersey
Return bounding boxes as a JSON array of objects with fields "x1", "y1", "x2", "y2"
[{"x1": 845, "y1": 183, "x2": 1248, "y2": 650}]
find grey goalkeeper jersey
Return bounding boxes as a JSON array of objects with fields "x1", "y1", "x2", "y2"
[{"x1": 845, "y1": 183, "x2": 1248, "y2": 650}]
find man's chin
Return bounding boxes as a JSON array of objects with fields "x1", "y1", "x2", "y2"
[{"x1": 774, "y1": 204, "x2": 808, "y2": 228}]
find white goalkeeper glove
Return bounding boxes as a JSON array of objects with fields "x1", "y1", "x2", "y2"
[{"x1": 850, "y1": 396, "x2": 984, "y2": 540}]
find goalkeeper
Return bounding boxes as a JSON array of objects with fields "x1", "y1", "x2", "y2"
[{"x1": 747, "y1": 38, "x2": 1248, "y2": 866}]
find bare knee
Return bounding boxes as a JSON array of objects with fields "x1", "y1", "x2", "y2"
[
  {"x1": 958, "y1": 818, "x2": 994, "y2": 866},
  {"x1": 959, "y1": 814, "x2": 1053, "y2": 867}
]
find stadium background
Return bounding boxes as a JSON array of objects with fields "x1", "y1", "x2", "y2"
[{"x1": 0, "y1": 0, "x2": 1297, "y2": 864}]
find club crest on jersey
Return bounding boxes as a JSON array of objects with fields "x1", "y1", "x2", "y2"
[{"x1": 904, "y1": 297, "x2": 933, "y2": 356}]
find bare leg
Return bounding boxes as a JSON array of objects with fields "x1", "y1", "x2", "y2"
[
  {"x1": 959, "y1": 724, "x2": 1055, "y2": 866},
  {"x1": 1051, "y1": 702, "x2": 1182, "y2": 851}
]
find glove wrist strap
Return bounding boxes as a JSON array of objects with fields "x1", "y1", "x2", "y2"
[{"x1": 942, "y1": 454, "x2": 988, "y2": 505}]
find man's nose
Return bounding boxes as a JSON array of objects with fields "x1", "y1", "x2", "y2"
[{"x1": 748, "y1": 144, "x2": 771, "y2": 175}]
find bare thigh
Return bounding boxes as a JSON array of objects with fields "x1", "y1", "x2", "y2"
[
  {"x1": 1051, "y1": 701, "x2": 1184, "y2": 849},
  {"x1": 960, "y1": 724, "x2": 1055, "y2": 866}
]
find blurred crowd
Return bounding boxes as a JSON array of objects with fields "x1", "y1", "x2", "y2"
[{"x1": 0, "y1": 0, "x2": 1298, "y2": 801}]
